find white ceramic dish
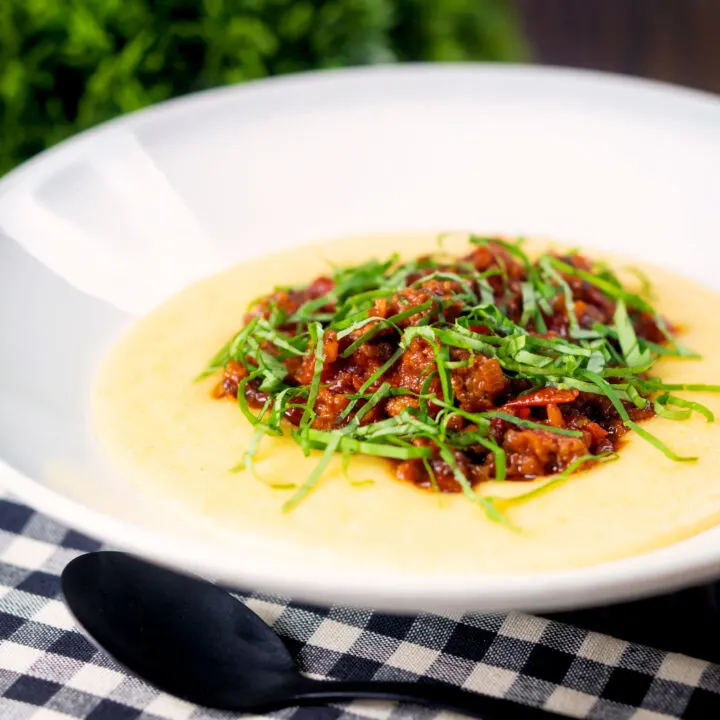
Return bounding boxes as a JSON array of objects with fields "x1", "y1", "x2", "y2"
[{"x1": 2, "y1": 64, "x2": 720, "y2": 613}]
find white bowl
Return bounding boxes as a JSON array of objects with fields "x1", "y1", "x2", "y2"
[{"x1": 2, "y1": 65, "x2": 720, "y2": 613}]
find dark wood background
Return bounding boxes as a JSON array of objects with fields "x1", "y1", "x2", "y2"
[{"x1": 515, "y1": 0, "x2": 720, "y2": 94}]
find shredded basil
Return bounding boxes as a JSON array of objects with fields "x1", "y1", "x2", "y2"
[{"x1": 201, "y1": 234, "x2": 718, "y2": 515}]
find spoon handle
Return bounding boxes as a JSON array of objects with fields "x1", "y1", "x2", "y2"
[{"x1": 287, "y1": 678, "x2": 567, "y2": 719}]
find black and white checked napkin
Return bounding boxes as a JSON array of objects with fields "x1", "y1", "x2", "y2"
[{"x1": 1, "y1": 491, "x2": 719, "y2": 720}]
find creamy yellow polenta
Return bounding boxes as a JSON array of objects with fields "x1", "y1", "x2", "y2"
[{"x1": 91, "y1": 233, "x2": 720, "y2": 573}]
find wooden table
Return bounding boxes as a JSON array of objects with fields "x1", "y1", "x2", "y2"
[{"x1": 516, "y1": 0, "x2": 720, "y2": 94}]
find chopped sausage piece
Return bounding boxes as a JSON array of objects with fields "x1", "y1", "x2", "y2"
[
  {"x1": 451, "y1": 353, "x2": 509, "y2": 412},
  {"x1": 386, "y1": 396, "x2": 419, "y2": 417},
  {"x1": 503, "y1": 428, "x2": 591, "y2": 477},
  {"x1": 215, "y1": 360, "x2": 248, "y2": 398},
  {"x1": 312, "y1": 388, "x2": 350, "y2": 430},
  {"x1": 389, "y1": 338, "x2": 442, "y2": 397}
]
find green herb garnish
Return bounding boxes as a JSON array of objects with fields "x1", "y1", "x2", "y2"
[{"x1": 201, "y1": 234, "x2": 719, "y2": 521}]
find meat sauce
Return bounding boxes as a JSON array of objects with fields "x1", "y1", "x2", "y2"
[{"x1": 215, "y1": 242, "x2": 662, "y2": 493}]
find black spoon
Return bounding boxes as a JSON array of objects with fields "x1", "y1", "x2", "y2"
[{"x1": 61, "y1": 551, "x2": 565, "y2": 718}]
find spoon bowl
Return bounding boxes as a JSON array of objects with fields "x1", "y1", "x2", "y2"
[{"x1": 61, "y1": 551, "x2": 304, "y2": 710}]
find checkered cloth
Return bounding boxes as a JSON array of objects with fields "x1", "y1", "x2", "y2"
[{"x1": 1, "y1": 493, "x2": 719, "y2": 720}]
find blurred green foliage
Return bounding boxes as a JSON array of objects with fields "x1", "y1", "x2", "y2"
[{"x1": 0, "y1": 0, "x2": 526, "y2": 175}]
